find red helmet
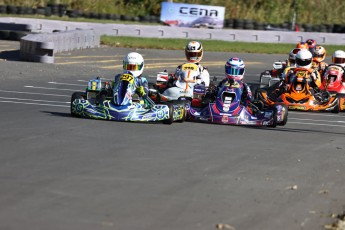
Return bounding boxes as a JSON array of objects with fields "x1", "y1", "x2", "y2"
[{"x1": 306, "y1": 39, "x2": 317, "y2": 50}]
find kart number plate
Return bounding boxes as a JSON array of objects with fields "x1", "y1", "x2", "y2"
[
  {"x1": 289, "y1": 105, "x2": 305, "y2": 110},
  {"x1": 87, "y1": 91, "x2": 97, "y2": 99}
]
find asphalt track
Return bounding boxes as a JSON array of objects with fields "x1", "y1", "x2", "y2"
[{"x1": 0, "y1": 40, "x2": 345, "y2": 230}]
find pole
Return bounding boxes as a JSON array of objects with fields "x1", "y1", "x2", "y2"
[{"x1": 291, "y1": 0, "x2": 296, "y2": 31}]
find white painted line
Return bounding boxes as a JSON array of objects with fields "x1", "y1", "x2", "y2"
[
  {"x1": 48, "y1": 82, "x2": 85, "y2": 87},
  {"x1": 289, "y1": 111, "x2": 345, "y2": 118},
  {"x1": 289, "y1": 118, "x2": 345, "y2": 123},
  {"x1": 24, "y1": 86, "x2": 79, "y2": 92},
  {"x1": 0, "y1": 96, "x2": 69, "y2": 104},
  {"x1": 288, "y1": 121, "x2": 345, "y2": 128},
  {"x1": 0, "y1": 100, "x2": 69, "y2": 107},
  {"x1": 0, "y1": 89, "x2": 71, "y2": 97}
]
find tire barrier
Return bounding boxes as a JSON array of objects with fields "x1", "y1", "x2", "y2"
[
  {"x1": 1, "y1": 17, "x2": 345, "y2": 63},
  {"x1": 0, "y1": 22, "x2": 32, "y2": 31},
  {"x1": 1, "y1": 3, "x2": 345, "y2": 33},
  {"x1": 20, "y1": 29, "x2": 100, "y2": 63}
]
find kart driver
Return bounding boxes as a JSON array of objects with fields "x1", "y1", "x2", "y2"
[
  {"x1": 217, "y1": 57, "x2": 253, "y2": 106},
  {"x1": 283, "y1": 49, "x2": 322, "y2": 92},
  {"x1": 175, "y1": 41, "x2": 210, "y2": 88},
  {"x1": 113, "y1": 52, "x2": 149, "y2": 105},
  {"x1": 331, "y1": 50, "x2": 345, "y2": 68},
  {"x1": 311, "y1": 45, "x2": 328, "y2": 76}
]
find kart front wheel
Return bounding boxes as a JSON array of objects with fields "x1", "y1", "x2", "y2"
[
  {"x1": 163, "y1": 102, "x2": 174, "y2": 125},
  {"x1": 71, "y1": 92, "x2": 85, "y2": 117}
]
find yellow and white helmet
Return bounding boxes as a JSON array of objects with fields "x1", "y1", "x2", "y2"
[{"x1": 185, "y1": 41, "x2": 203, "y2": 63}]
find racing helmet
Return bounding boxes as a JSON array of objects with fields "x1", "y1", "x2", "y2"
[
  {"x1": 123, "y1": 52, "x2": 144, "y2": 77},
  {"x1": 306, "y1": 39, "x2": 317, "y2": 51},
  {"x1": 295, "y1": 49, "x2": 313, "y2": 69},
  {"x1": 175, "y1": 63, "x2": 200, "y2": 89},
  {"x1": 296, "y1": 42, "x2": 309, "y2": 50},
  {"x1": 312, "y1": 45, "x2": 326, "y2": 62},
  {"x1": 288, "y1": 48, "x2": 301, "y2": 66},
  {"x1": 225, "y1": 57, "x2": 245, "y2": 81},
  {"x1": 185, "y1": 41, "x2": 203, "y2": 63},
  {"x1": 332, "y1": 50, "x2": 345, "y2": 67}
]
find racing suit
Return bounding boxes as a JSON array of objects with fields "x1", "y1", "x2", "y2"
[
  {"x1": 312, "y1": 61, "x2": 328, "y2": 77},
  {"x1": 217, "y1": 78, "x2": 253, "y2": 106},
  {"x1": 284, "y1": 67, "x2": 321, "y2": 90},
  {"x1": 113, "y1": 71, "x2": 149, "y2": 105},
  {"x1": 175, "y1": 62, "x2": 210, "y2": 87}
]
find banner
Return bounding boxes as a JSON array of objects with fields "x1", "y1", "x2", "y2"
[{"x1": 160, "y1": 2, "x2": 225, "y2": 29}]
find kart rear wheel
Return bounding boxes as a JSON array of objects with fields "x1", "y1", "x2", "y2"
[
  {"x1": 71, "y1": 92, "x2": 85, "y2": 117},
  {"x1": 163, "y1": 102, "x2": 174, "y2": 125},
  {"x1": 175, "y1": 100, "x2": 188, "y2": 122},
  {"x1": 331, "y1": 95, "x2": 341, "y2": 113},
  {"x1": 267, "y1": 107, "x2": 277, "y2": 128},
  {"x1": 278, "y1": 104, "x2": 288, "y2": 126}
]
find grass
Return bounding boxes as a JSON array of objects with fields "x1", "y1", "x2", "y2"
[{"x1": 101, "y1": 35, "x2": 345, "y2": 55}]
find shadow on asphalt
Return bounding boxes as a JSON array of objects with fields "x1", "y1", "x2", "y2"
[
  {"x1": 0, "y1": 49, "x2": 20, "y2": 61},
  {"x1": 41, "y1": 111, "x2": 169, "y2": 126},
  {"x1": 42, "y1": 111, "x2": 71, "y2": 118}
]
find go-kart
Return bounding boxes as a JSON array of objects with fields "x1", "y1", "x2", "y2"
[
  {"x1": 255, "y1": 68, "x2": 343, "y2": 113},
  {"x1": 70, "y1": 75, "x2": 186, "y2": 124},
  {"x1": 321, "y1": 64, "x2": 345, "y2": 94},
  {"x1": 184, "y1": 79, "x2": 288, "y2": 127},
  {"x1": 149, "y1": 63, "x2": 204, "y2": 102},
  {"x1": 259, "y1": 61, "x2": 287, "y2": 88}
]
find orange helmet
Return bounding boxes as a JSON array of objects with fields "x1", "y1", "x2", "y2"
[
  {"x1": 312, "y1": 45, "x2": 326, "y2": 62},
  {"x1": 296, "y1": 42, "x2": 309, "y2": 50}
]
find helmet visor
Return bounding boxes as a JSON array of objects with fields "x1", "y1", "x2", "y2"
[
  {"x1": 333, "y1": 57, "x2": 345, "y2": 64},
  {"x1": 225, "y1": 65, "x2": 244, "y2": 75},
  {"x1": 296, "y1": 58, "x2": 312, "y2": 67},
  {"x1": 313, "y1": 53, "x2": 324, "y2": 58},
  {"x1": 123, "y1": 62, "x2": 143, "y2": 71},
  {"x1": 186, "y1": 51, "x2": 202, "y2": 58},
  {"x1": 306, "y1": 40, "x2": 316, "y2": 47},
  {"x1": 225, "y1": 66, "x2": 244, "y2": 75}
]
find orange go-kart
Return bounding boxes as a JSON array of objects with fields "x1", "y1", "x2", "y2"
[{"x1": 255, "y1": 68, "x2": 344, "y2": 113}]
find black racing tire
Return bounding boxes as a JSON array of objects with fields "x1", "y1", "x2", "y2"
[
  {"x1": 163, "y1": 102, "x2": 174, "y2": 125},
  {"x1": 71, "y1": 92, "x2": 85, "y2": 117},
  {"x1": 174, "y1": 100, "x2": 187, "y2": 123},
  {"x1": 249, "y1": 84, "x2": 258, "y2": 94},
  {"x1": 267, "y1": 107, "x2": 277, "y2": 128},
  {"x1": 278, "y1": 104, "x2": 288, "y2": 126},
  {"x1": 331, "y1": 94, "x2": 341, "y2": 113}
]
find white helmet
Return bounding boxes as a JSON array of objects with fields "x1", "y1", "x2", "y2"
[
  {"x1": 332, "y1": 50, "x2": 345, "y2": 67},
  {"x1": 123, "y1": 52, "x2": 144, "y2": 77},
  {"x1": 295, "y1": 49, "x2": 313, "y2": 69},
  {"x1": 185, "y1": 41, "x2": 203, "y2": 63}
]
